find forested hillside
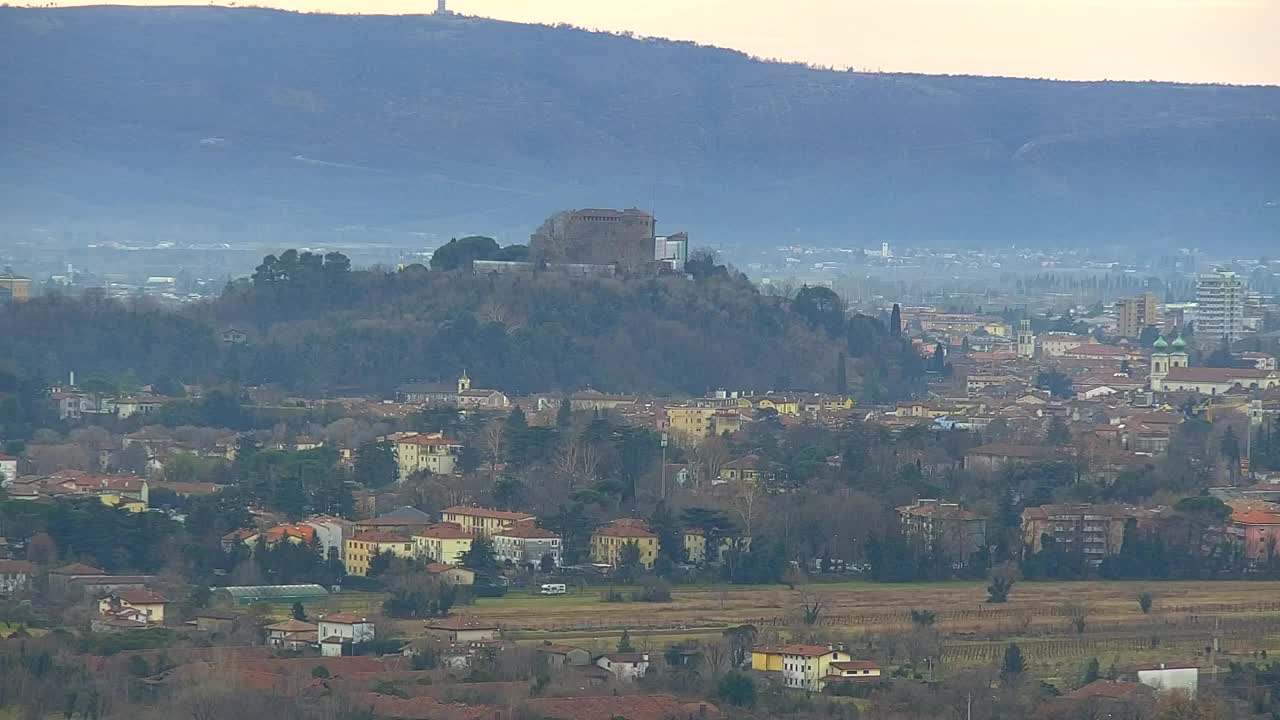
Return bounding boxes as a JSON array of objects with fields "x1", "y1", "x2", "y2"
[
  {"x1": 0, "y1": 256, "x2": 920, "y2": 399},
  {"x1": 2, "y1": 6, "x2": 1278, "y2": 248}
]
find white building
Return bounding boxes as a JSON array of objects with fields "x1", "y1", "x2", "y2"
[
  {"x1": 1197, "y1": 270, "x2": 1246, "y2": 345},
  {"x1": 0, "y1": 560, "x2": 34, "y2": 595},
  {"x1": 493, "y1": 523, "x2": 562, "y2": 567},
  {"x1": 305, "y1": 516, "x2": 351, "y2": 558},
  {"x1": 655, "y1": 233, "x2": 688, "y2": 272},
  {"x1": 317, "y1": 613, "x2": 375, "y2": 657},
  {"x1": 1135, "y1": 664, "x2": 1199, "y2": 697},
  {"x1": 596, "y1": 652, "x2": 650, "y2": 682},
  {"x1": 0, "y1": 454, "x2": 17, "y2": 487}
]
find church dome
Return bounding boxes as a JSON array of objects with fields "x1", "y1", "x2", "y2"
[
  {"x1": 1171, "y1": 335, "x2": 1187, "y2": 350},
  {"x1": 1153, "y1": 336, "x2": 1169, "y2": 350}
]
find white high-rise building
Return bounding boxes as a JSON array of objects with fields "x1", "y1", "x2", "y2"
[{"x1": 1196, "y1": 270, "x2": 1245, "y2": 346}]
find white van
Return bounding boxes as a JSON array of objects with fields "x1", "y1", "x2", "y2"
[{"x1": 539, "y1": 583, "x2": 567, "y2": 595}]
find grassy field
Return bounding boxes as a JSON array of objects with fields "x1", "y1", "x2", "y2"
[{"x1": 278, "y1": 580, "x2": 1280, "y2": 679}]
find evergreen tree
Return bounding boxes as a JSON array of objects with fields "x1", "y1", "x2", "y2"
[
  {"x1": 291, "y1": 602, "x2": 307, "y2": 621},
  {"x1": 617, "y1": 628, "x2": 635, "y2": 653},
  {"x1": 1080, "y1": 657, "x2": 1100, "y2": 687},
  {"x1": 556, "y1": 398, "x2": 572, "y2": 428},
  {"x1": 1046, "y1": 415, "x2": 1071, "y2": 446},
  {"x1": 649, "y1": 501, "x2": 684, "y2": 576},
  {"x1": 504, "y1": 405, "x2": 530, "y2": 466},
  {"x1": 834, "y1": 352, "x2": 848, "y2": 395},
  {"x1": 367, "y1": 549, "x2": 392, "y2": 578},
  {"x1": 354, "y1": 439, "x2": 398, "y2": 488},
  {"x1": 461, "y1": 536, "x2": 499, "y2": 575},
  {"x1": 1001, "y1": 643, "x2": 1025, "y2": 677},
  {"x1": 890, "y1": 303, "x2": 902, "y2": 336}
]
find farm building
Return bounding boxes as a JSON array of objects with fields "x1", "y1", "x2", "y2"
[{"x1": 213, "y1": 584, "x2": 330, "y2": 606}]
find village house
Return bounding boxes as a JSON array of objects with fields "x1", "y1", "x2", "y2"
[
  {"x1": 536, "y1": 643, "x2": 592, "y2": 669},
  {"x1": 97, "y1": 589, "x2": 170, "y2": 627},
  {"x1": 425, "y1": 563, "x2": 475, "y2": 586},
  {"x1": 439, "y1": 506, "x2": 536, "y2": 538},
  {"x1": 396, "y1": 372, "x2": 509, "y2": 409},
  {"x1": 188, "y1": 609, "x2": 242, "y2": 635},
  {"x1": 0, "y1": 559, "x2": 34, "y2": 595},
  {"x1": 752, "y1": 644, "x2": 854, "y2": 692},
  {"x1": 492, "y1": 522, "x2": 562, "y2": 567},
  {"x1": 716, "y1": 454, "x2": 773, "y2": 486},
  {"x1": 591, "y1": 520, "x2": 659, "y2": 569},
  {"x1": 596, "y1": 652, "x2": 651, "y2": 682},
  {"x1": 265, "y1": 618, "x2": 318, "y2": 651},
  {"x1": 964, "y1": 444, "x2": 1068, "y2": 472},
  {"x1": 423, "y1": 616, "x2": 501, "y2": 643},
  {"x1": 317, "y1": 613, "x2": 374, "y2": 657}
]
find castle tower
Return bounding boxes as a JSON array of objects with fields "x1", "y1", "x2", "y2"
[
  {"x1": 435, "y1": 0, "x2": 447, "y2": 15},
  {"x1": 1017, "y1": 319, "x2": 1036, "y2": 358},
  {"x1": 457, "y1": 370, "x2": 471, "y2": 394},
  {"x1": 1150, "y1": 336, "x2": 1170, "y2": 380}
]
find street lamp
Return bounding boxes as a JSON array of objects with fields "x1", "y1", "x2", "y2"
[{"x1": 660, "y1": 432, "x2": 669, "y2": 500}]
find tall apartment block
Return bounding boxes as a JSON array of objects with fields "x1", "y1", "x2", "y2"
[{"x1": 1196, "y1": 270, "x2": 1245, "y2": 346}]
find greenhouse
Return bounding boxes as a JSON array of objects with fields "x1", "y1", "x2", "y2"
[{"x1": 213, "y1": 584, "x2": 330, "y2": 606}]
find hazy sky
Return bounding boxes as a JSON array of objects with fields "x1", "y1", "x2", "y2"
[{"x1": 68, "y1": 0, "x2": 1280, "y2": 85}]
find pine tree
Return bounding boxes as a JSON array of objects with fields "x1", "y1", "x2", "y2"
[
  {"x1": 834, "y1": 353, "x2": 847, "y2": 395},
  {"x1": 1001, "y1": 643, "x2": 1025, "y2": 677},
  {"x1": 890, "y1": 303, "x2": 902, "y2": 336},
  {"x1": 617, "y1": 629, "x2": 635, "y2": 653},
  {"x1": 556, "y1": 398, "x2": 572, "y2": 428}
]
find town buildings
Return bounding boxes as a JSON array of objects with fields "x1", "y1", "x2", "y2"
[
  {"x1": 897, "y1": 499, "x2": 987, "y2": 564},
  {"x1": 591, "y1": 520, "x2": 658, "y2": 569},
  {"x1": 439, "y1": 506, "x2": 536, "y2": 538},
  {"x1": 492, "y1": 522, "x2": 562, "y2": 567},
  {"x1": 389, "y1": 432, "x2": 463, "y2": 478},
  {"x1": 413, "y1": 524, "x2": 474, "y2": 565},
  {"x1": 342, "y1": 532, "x2": 415, "y2": 577},
  {"x1": 0, "y1": 559, "x2": 34, "y2": 595},
  {"x1": 1115, "y1": 292, "x2": 1161, "y2": 339},
  {"x1": 752, "y1": 645, "x2": 855, "y2": 692},
  {"x1": 1197, "y1": 270, "x2": 1246, "y2": 346},
  {"x1": 317, "y1": 613, "x2": 375, "y2": 657},
  {"x1": 1020, "y1": 504, "x2": 1132, "y2": 564}
]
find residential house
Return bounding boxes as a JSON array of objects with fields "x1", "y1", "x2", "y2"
[
  {"x1": 753, "y1": 645, "x2": 853, "y2": 692},
  {"x1": 591, "y1": 520, "x2": 659, "y2": 569},
  {"x1": 897, "y1": 499, "x2": 988, "y2": 565},
  {"x1": 317, "y1": 613, "x2": 374, "y2": 657},
  {"x1": 97, "y1": 590, "x2": 170, "y2": 626},
  {"x1": 493, "y1": 522, "x2": 562, "y2": 567},
  {"x1": 662, "y1": 405, "x2": 743, "y2": 444},
  {"x1": 220, "y1": 327, "x2": 249, "y2": 345},
  {"x1": 423, "y1": 616, "x2": 501, "y2": 643},
  {"x1": 0, "y1": 559, "x2": 34, "y2": 595},
  {"x1": 717, "y1": 454, "x2": 773, "y2": 486},
  {"x1": 48, "y1": 562, "x2": 108, "y2": 591},
  {"x1": 425, "y1": 563, "x2": 475, "y2": 586},
  {"x1": 1131, "y1": 663, "x2": 1199, "y2": 696},
  {"x1": 391, "y1": 433, "x2": 464, "y2": 478},
  {"x1": 343, "y1": 532, "x2": 415, "y2": 577},
  {"x1": 596, "y1": 653, "x2": 651, "y2": 682},
  {"x1": 537, "y1": 643, "x2": 591, "y2": 669},
  {"x1": 221, "y1": 528, "x2": 261, "y2": 552},
  {"x1": 825, "y1": 660, "x2": 883, "y2": 687},
  {"x1": 683, "y1": 529, "x2": 749, "y2": 565},
  {"x1": 413, "y1": 524, "x2": 473, "y2": 565},
  {"x1": 756, "y1": 396, "x2": 800, "y2": 416},
  {"x1": 439, "y1": 506, "x2": 536, "y2": 538},
  {"x1": 305, "y1": 515, "x2": 354, "y2": 558},
  {"x1": 189, "y1": 609, "x2": 242, "y2": 635},
  {"x1": 265, "y1": 619, "x2": 318, "y2": 651}
]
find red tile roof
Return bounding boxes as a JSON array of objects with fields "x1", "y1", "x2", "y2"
[
  {"x1": 782, "y1": 644, "x2": 840, "y2": 657},
  {"x1": 494, "y1": 522, "x2": 559, "y2": 539},
  {"x1": 414, "y1": 524, "x2": 472, "y2": 539},
  {"x1": 1066, "y1": 679, "x2": 1148, "y2": 700},
  {"x1": 0, "y1": 560, "x2": 34, "y2": 574},
  {"x1": 441, "y1": 506, "x2": 535, "y2": 522},
  {"x1": 51, "y1": 562, "x2": 106, "y2": 575},
  {"x1": 321, "y1": 612, "x2": 370, "y2": 625},
  {"x1": 349, "y1": 532, "x2": 412, "y2": 543},
  {"x1": 114, "y1": 590, "x2": 170, "y2": 605}
]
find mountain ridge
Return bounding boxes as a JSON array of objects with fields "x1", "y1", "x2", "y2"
[{"x1": 1, "y1": 6, "x2": 1278, "y2": 251}]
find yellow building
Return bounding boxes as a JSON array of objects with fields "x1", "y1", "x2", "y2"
[
  {"x1": 663, "y1": 406, "x2": 745, "y2": 444},
  {"x1": 591, "y1": 521, "x2": 658, "y2": 569},
  {"x1": 393, "y1": 433, "x2": 463, "y2": 478},
  {"x1": 683, "y1": 531, "x2": 707, "y2": 565},
  {"x1": 343, "y1": 532, "x2": 415, "y2": 577},
  {"x1": 439, "y1": 506, "x2": 536, "y2": 538},
  {"x1": 752, "y1": 644, "x2": 853, "y2": 692},
  {"x1": 756, "y1": 396, "x2": 800, "y2": 416},
  {"x1": 982, "y1": 321, "x2": 1010, "y2": 337},
  {"x1": 823, "y1": 397, "x2": 854, "y2": 412},
  {"x1": 0, "y1": 272, "x2": 32, "y2": 303},
  {"x1": 413, "y1": 524, "x2": 474, "y2": 565}
]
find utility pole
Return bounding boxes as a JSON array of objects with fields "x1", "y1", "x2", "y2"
[
  {"x1": 966, "y1": 691, "x2": 972, "y2": 720},
  {"x1": 660, "y1": 432, "x2": 669, "y2": 500}
]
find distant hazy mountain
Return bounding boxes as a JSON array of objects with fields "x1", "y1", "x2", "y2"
[{"x1": 2, "y1": 6, "x2": 1277, "y2": 251}]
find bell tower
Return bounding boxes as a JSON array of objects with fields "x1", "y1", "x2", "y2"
[{"x1": 457, "y1": 370, "x2": 471, "y2": 393}]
